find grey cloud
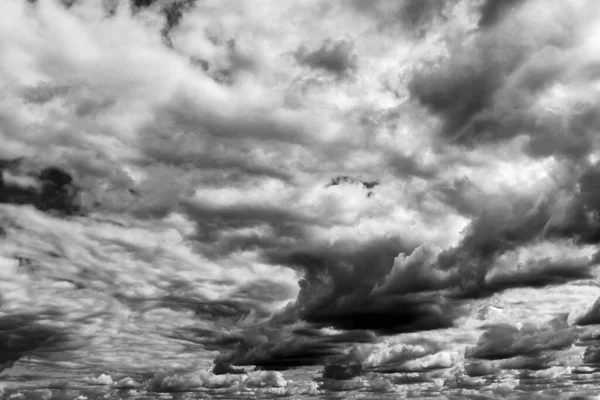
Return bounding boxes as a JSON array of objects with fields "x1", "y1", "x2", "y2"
[
  {"x1": 322, "y1": 360, "x2": 362, "y2": 380},
  {"x1": 326, "y1": 175, "x2": 379, "y2": 197},
  {"x1": 161, "y1": 1, "x2": 197, "y2": 47},
  {"x1": 407, "y1": 9, "x2": 593, "y2": 161},
  {"x1": 478, "y1": 0, "x2": 527, "y2": 28},
  {"x1": 386, "y1": 152, "x2": 437, "y2": 180},
  {"x1": 0, "y1": 314, "x2": 72, "y2": 373},
  {"x1": 159, "y1": 296, "x2": 253, "y2": 320},
  {"x1": 546, "y1": 162, "x2": 600, "y2": 244},
  {"x1": 433, "y1": 194, "x2": 566, "y2": 297},
  {"x1": 465, "y1": 317, "x2": 579, "y2": 360},
  {"x1": 582, "y1": 346, "x2": 600, "y2": 364},
  {"x1": 231, "y1": 279, "x2": 298, "y2": 304},
  {"x1": 295, "y1": 39, "x2": 357, "y2": 77},
  {"x1": 140, "y1": 136, "x2": 294, "y2": 183},
  {"x1": 212, "y1": 323, "x2": 374, "y2": 372},
  {"x1": 261, "y1": 238, "x2": 454, "y2": 335},
  {"x1": 570, "y1": 297, "x2": 600, "y2": 326},
  {"x1": 181, "y1": 199, "x2": 314, "y2": 256},
  {"x1": 432, "y1": 178, "x2": 484, "y2": 218},
  {"x1": 347, "y1": 0, "x2": 449, "y2": 37},
  {"x1": 481, "y1": 256, "x2": 594, "y2": 295},
  {"x1": 0, "y1": 161, "x2": 83, "y2": 217},
  {"x1": 22, "y1": 83, "x2": 70, "y2": 104},
  {"x1": 156, "y1": 99, "x2": 308, "y2": 145},
  {"x1": 408, "y1": 39, "x2": 522, "y2": 146},
  {"x1": 209, "y1": 238, "x2": 457, "y2": 374}
]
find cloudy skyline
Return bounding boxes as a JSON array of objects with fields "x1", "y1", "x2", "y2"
[{"x1": 3, "y1": 0, "x2": 600, "y2": 398}]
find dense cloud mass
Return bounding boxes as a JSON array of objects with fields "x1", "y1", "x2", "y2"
[{"x1": 3, "y1": 0, "x2": 600, "y2": 398}]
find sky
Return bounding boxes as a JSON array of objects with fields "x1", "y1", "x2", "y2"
[{"x1": 3, "y1": 0, "x2": 600, "y2": 399}]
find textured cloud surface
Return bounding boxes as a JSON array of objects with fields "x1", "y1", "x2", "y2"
[{"x1": 3, "y1": 0, "x2": 600, "y2": 398}]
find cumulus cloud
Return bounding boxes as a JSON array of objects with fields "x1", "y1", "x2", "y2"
[{"x1": 81, "y1": 373, "x2": 113, "y2": 385}]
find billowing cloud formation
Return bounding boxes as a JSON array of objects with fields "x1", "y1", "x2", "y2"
[{"x1": 3, "y1": 0, "x2": 600, "y2": 398}]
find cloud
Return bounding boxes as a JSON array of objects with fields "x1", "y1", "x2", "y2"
[
  {"x1": 211, "y1": 322, "x2": 375, "y2": 373},
  {"x1": 0, "y1": 314, "x2": 71, "y2": 373},
  {"x1": 569, "y1": 297, "x2": 600, "y2": 326},
  {"x1": 4, "y1": 0, "x2": 600, "y2": 396},
  {"x1": 408, "y1": 0, "x2": 600, "y2": 161},
  {"x1": 245, "y1": 370, "x2": 288, "y2": 388},
  {"x1": 0, "y1": 161, "x2": 82, "y2": 216},
  {"x1": 477, "y1": 0, "x2": 527, "y2": 28},
  {"x1": 81, "y1": 373, "x2": 113, "y2": 385},
  {"x1": 295, "y1": 39, "x2": 357, "y2": 77},
  {"x1": 264, "y1": 237, "x2": 456, "y2": 334},
  {"x1": 465, "y1": 317, "x2": 580, "y2": 360},
  {"x1": 346, "y1": 0, "x2": 449, "y2": 37}
]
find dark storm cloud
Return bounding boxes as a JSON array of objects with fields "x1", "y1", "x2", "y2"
[
  {"x1": 215, "y1": 196, "x2": 596, "y2": 371},
  {"x1": 582, "y1": 345, "x2": 600, "y2": 363},
  {"x1": 301, "y1": 291, "x2": 454, "y2": 334},
  {"x1": 0, "y1": 160, "x2": 82, "y2": 216},
  {"x1": 207, "y1": 236, "x2": 458, "y2": 372},
  {"x1": 0, "y1": 314, "x2": 71, "y2": 372},
  {"x1": 432, "y1": 195, "x2": 555, "y2": 294},
  {"x1": 295, "y1": 39, "x2": 357, "y2": 77},
  {"x1": 202, "y1": 162, "x2": 599, "y2": 372},
  {"x1": 211, "y1": 323, "x2": 375, "y2": 372},
  {"x1": 322, "y1": 360, "x2": 362, "y2": 380},
  {"x1": 478, "y1": 0, "x2": 527, "y2": 28}
]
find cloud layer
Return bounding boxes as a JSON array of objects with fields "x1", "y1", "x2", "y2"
[{"x1": 3, "y1": 0, "x2": 600, "y2": 397}]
